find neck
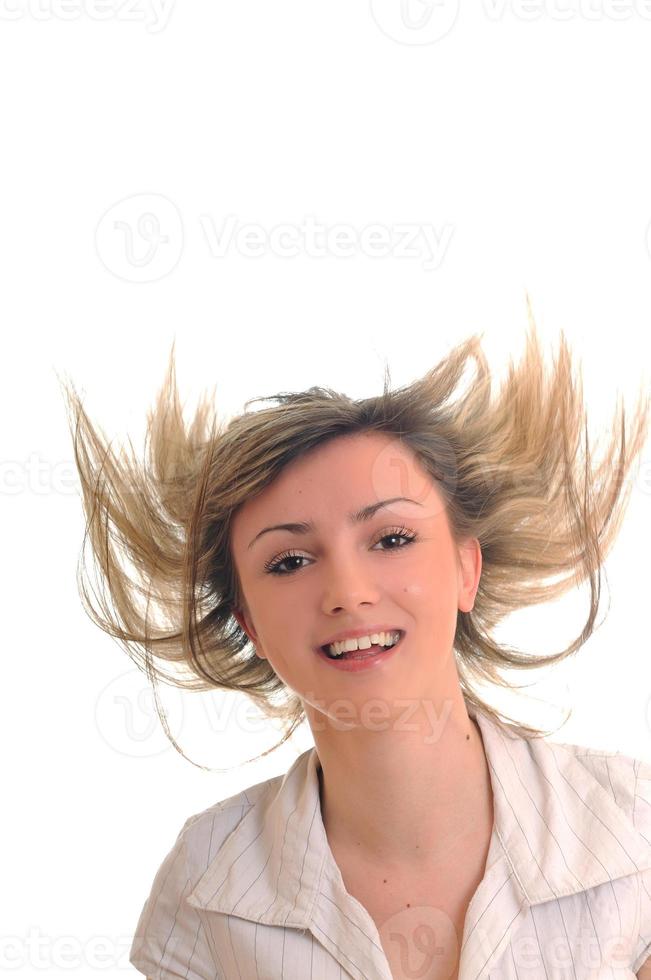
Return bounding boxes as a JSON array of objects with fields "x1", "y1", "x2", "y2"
[{"x1": 310, "y1": 692, "x2": 494, "y2": 871}]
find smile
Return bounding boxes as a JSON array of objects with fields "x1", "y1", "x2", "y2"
[
  {"x1": 315, "y1": 630, "x2": 406, "y2": 671},
  {"x1": 322, "y1": 629, "x2": 403, "y2": 658}
]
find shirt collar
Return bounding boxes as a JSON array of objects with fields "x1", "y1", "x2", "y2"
[
  {"x1": 459, "y1": 701, "x2": 651, "y2": 976},
  {"x1": 187, "y1": 700, "x2": 651, "y2": 936},
  {"x1": 465, "y1": 699, "x2": 651, "y2": 904}
]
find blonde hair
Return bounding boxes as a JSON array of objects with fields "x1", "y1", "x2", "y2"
[{"x1": 59, "y1": 312, "x2": 650, "y2": 769}]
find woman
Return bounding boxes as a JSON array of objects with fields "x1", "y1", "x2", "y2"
[{"x1": 61, "y1": 322, "x2": 651, "y2": 978}]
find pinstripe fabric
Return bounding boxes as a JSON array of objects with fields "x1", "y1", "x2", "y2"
[{"x1": 129, "y1": 701, "x2": 651, "y2": 979}]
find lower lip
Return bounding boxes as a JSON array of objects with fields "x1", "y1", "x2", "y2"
[{"x1": 315, "y1": 634, "x2": 405, "y2": 672}]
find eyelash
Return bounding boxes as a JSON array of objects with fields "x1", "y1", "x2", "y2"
[{"x1": 263, "y1": 526, "x2": 419, "y2": 577}]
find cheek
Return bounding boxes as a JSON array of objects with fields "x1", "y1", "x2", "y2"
[
  {"x1": 261, "y1": 644, "x2": 316, "y2": 697},
  {"x1": 259, "y1": 624, "x2": 308, "y2": 672},
  {"x1": 399, "y1": 558, "x2": 454, "y2": 594},
  {"x1": 400, "y1": 567, "x2": 459, "y2": 617}
]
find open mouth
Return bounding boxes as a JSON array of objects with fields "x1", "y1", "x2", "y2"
[{"x1": 319, "y1": 630, "x2": 405, "y2": 661}]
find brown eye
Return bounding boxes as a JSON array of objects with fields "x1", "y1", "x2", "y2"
[
  {"x1": 373, "y1": 528, "x2": 417, "y2": 551},
  {"x1": 263, "y1": 550, "x2": 308, "y2": 576}
]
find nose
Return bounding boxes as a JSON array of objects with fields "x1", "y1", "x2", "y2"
[{"x1": 319, "y1": 551, "x2": 381, "y2": 614}]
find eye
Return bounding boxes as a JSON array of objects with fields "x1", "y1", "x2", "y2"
[
  {"x1": 375, "y1": 527, "x2": 418, "y2": 552},
  {"x1": 263, "y1": 526, "x2": 418, "y2": 576},
  {"x1": 264, "y1": 549, "x2": 308, "y2": 576}
]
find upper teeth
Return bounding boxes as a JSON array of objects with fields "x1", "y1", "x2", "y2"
[{"x1": 326, "y1": 631, "x2": 401, "y2": 657}]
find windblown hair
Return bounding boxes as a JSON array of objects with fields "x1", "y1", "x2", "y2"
[{"x1": 59, "y1": 311, "x2": 650, "y2": 769}]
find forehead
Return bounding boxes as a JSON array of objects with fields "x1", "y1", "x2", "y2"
[{"x1": 231, "y1": 431, "x2": 447, "y2": 545}]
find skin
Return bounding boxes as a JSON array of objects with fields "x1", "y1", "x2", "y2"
[{"x1": 230, "y1": 429, "x2": 493, "y2": 872}]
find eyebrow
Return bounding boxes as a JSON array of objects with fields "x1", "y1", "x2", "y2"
[{"x1": 247, "y1": 497, "x2": 422, "y2": 550}]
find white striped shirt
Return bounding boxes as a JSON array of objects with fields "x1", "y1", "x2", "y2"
[{"x1": 129, "y1": 700, "x2": 651, "y2": 978}]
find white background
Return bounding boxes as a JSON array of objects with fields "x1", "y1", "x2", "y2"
[{"x1": 2, "y1": 1, "x2": 651, "y2": 977}]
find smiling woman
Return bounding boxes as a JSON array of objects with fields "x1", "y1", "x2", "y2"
[{"x1": 59, "y1": 314, "x2": 651, "y2": 979}]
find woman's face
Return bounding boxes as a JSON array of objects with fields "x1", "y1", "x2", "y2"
[{"x1": 230, "y1": 430, "x2": 481, "y2": 727}]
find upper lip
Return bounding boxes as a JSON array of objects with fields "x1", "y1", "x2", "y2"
[{"x1": 318, "y1": 625, "x2": 404, "y2": 648}]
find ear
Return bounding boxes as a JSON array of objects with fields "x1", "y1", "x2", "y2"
[
  {"x1": 232, "y1": 606, "x2": 268, "y2": 661},
  {"x1": 233, "y1": 606, "x2": 256, "y2": 643},
  {"x1": 456, "y1": 537, "x2": 482, "y2": 613}
]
